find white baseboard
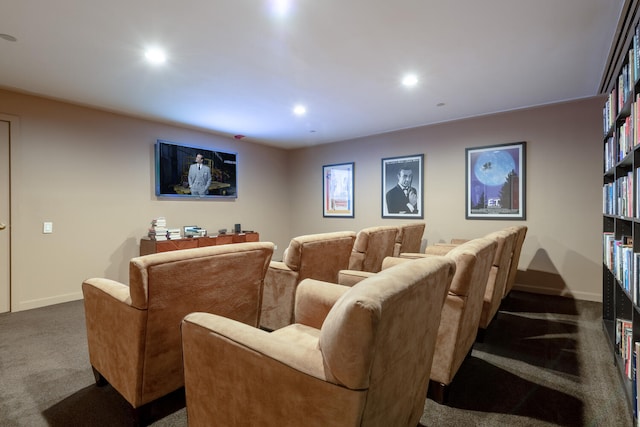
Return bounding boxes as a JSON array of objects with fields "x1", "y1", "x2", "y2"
[
  {"x1": 16, "y1": 291, "x2": 83, "y2": 312},
  {"x1": 512, "y1": 284, "x2": 602, "y2": 303}
]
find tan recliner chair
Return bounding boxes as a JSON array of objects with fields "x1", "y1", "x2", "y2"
[
  {"x1": 181, "y1": 256, "x2": 456, "y2": 427},
  {"x1": 392, "y1": 222, "x2": 426, "y2": 257},
  {"x1": 399, "y1": 238, "x2": 497, "y2": 403},
  {"x1": 336, "y1": 226, "x2": 399, "y2": 286},
  {"x1": 347, "y1": 225, "x2": 399, "y2": 272},
  {"x1": 342, "y1": 237, "x2": 497, "y2": 404},
  {"x1": 82, "y1": 242, "x2": 274, "y2": 414},
  {"x1": 259, "y1": 231, "x2": 356, "y2": 331}
]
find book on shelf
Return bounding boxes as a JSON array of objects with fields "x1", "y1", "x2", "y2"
[
  {"x1": 616, "y1": 319, "x2": 634, "y2": 381},
  {"x1": 603, "y1": 232, "x2": 615, "y2": 268},
  {"x1": 634, "y1": 342, "x2": 639, "y2": 420},
  {"x1": 635, "y1": 253, "x2": 640, "y2": 305},
  {"x1": 603, "y1": 234, "x2": 640, "y2": 301},
  {"x1": 637, "y1": 169, "x2": 640, "y2": 219}
]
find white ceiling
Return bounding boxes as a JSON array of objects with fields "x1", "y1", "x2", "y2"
[{"x1": 0, "y1": 1, "x2": 625, "y2": 149}]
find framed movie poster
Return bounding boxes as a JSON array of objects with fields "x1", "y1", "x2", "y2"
[
  {"x1": 382, "y1": 154, "x2": 424, "y2": 219},
  {"x1": 466, "y1": 141, "x2": 526, "y2": 220},
  {"x1": 323, "y1": 162, "x2": 354, "y2": 217}
]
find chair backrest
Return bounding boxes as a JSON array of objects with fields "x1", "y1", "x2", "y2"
[
  {"x1": 349, "y1": 225, "x2": 399, "y2": 272},
  {"x1": 129, "y1": 242, "x2": 274, "y2": 401},
  {"x1": 393, "y1": 222, "x2": 426, "y2": 256},
  {"x1": 430, "y1": 237, "x2": 497, "y2": 386},
  {"x1": 283, "y1": 231, "x2": 356, "y2": 283},
  {"x1": 503, "y1": 225, "x2": 528, "y2": 297},
  {"x1": 478, "y1": 228, "x2": 517, "y2": 329},
  {"x1": 445, "y1": 238, "x2": 496, "y2": 297},
  {"x1": 319, "y1": 256, "x2": 455, "y2": 425}
]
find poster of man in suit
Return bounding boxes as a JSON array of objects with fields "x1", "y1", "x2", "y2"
[{"x1": 382, "y1": 154, "x2": 423, "y2": 218}]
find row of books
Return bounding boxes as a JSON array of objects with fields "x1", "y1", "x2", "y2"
[
  {"x1": 603, "y1": 24, "x2": 640, "y2": 137},
  {"x1": 604, "y1": 136, "x2": 615, "y2": 172},
  {"x1": 604, "y1": 93, "x2": 640, "y2": 170},
  {"x1": 603, "y1": 233, "x2": 638, "y2": 304},
  {"x1": 619, "y1": 99, "x2": 639, "y2": 161},
  {"x1": 602, "y1": 170, "x2": 635, "y2": 217}
]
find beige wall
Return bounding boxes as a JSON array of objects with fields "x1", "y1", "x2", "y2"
[
  {"x1": 1, "y1": 89, "x2": 604, "y2": 310},
  {"x1": 0, "y1": 89, "x2": 292, "y2": 311},
  {"x1": 288, "y1": 97, "x2": 604, "y2": 301}
]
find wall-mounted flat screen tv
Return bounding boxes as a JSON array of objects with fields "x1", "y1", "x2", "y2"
[{"x1": 155, "y1": 139, "x2": 238, "y2": 199}]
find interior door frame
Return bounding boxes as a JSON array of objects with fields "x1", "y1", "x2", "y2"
[{"x1": 0, "y1": 113, "x2": 19, "y2": 312}]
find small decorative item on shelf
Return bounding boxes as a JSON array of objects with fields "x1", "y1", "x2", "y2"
[{"x1": 183, "y1": 225, "x2": 200, "y2": 238}]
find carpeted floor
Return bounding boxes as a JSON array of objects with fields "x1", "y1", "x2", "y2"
[{"x1": 0, "y1": 291, "x2": 632, "y2": 426}]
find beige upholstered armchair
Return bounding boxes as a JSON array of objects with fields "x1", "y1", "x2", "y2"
[
  {"x1": 181, "y1": 256, "x2": 456, "y2": 427},
  {"x1": 259, "y1": 231, "x2": 356, "y2": 331},
  {"x1": 392, "y1": 222, "x2": 426, "y2": 257},
  {"x1": 335, "y1": 225, "x2": 399, "y2": 288},
  {"x1": 348, "y1": 225, "x2": 399, "y2": 272},
  {"x1": 81, "y1": 242, "x2": 274, "y2": 414},
  {"x1": 399, "y1": 238, "x2": 497, "y2": 403}
]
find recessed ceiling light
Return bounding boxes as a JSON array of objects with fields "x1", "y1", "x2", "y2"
[
  {"x1": 401, "y1": 74, "x2": 418, "y2": 87},
  {"x1": 293, "y1": 105, "x2": 307, "y2": 116},
  {"x1": 270, "y1": 0, "x2": 292, "y2": 17},
  {"x1": 0, "y1": 34, "x2": 17, "y2": 42},
  {"x1": 145, "y1": 48, "x2": 167, "y2": 64}
]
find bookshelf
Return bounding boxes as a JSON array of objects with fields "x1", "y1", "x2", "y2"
[{"x1": 602, "y1": 1, "x2": 640, "y2": 422}]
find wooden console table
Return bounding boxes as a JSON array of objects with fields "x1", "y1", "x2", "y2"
[{"x1": 140, "y1": 232, "x2": 259, "y2": 256}]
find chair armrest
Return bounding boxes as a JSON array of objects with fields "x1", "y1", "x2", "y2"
[
  {"x1": 294, "y1": 279, "x2": 350, "y2": 329},
  {"x1": 82, "y1": 278, "x2": 147, "y2": 403},
  {"x1": 260, "y1": 262, "x2": 299, "y2": 330},
  {"x1": 267, "y1": 260, "x2": 292, "y2": 272},
  {"x1": 338, "y1": 269, "x2": 374, "y2": 287},
  {"x1": 183, "y1": 312, "x2": 328, "y2": 381},
  {"x1": 380, "y1": 256, "x2": 410, "y2": 270},
  {"x1": 83, "y1": 277, "x2": 132, "y2": 305},
  {"x1": 348, "y1": 252, "x2": 365, "y2": 270},
  {"x1": 398, "y1": 252, "x2": 428, "y2": 259},
  {"x1": 450, "y1": 238, "x2": 469, "y2": 244},
  {"x1": 424, "y1": 244, "x2": 458, "y2": 256}
]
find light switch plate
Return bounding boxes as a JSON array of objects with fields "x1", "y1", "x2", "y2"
[{"x1": 43, "y1": 222, "x2": 53, "y2": 234}]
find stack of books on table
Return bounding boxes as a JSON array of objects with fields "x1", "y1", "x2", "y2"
[
  {"x1": 148, "y1": 217, "x2": 168, "y2": 241},
  {"x1": 167, "y1": 228, "x2": 181, "y2": 240}
]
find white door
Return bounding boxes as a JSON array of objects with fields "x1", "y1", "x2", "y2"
[{"x1": 0, "y1": 120, "x2": 10, "y2": 313}]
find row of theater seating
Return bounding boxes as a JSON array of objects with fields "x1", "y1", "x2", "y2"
[
  {"x1": 81, "y1": 223, "x2": 526, "y2": 425},
  {"x1": 334, "y1": 225, "x2": 527, "y2": 403}
]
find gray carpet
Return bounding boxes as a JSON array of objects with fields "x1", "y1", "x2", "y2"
[{"x1": 0, "y1": 291, "x2": 632, "y2": 426}]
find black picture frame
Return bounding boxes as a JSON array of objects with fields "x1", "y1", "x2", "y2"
[
  {"x1": 323, "y1": 162, "x2": 355, "y2": 218},
  {"x1": 381, "y1": 154, "x2": 424, "y2": 219},
  {"x1": 465, "y1": 141, "x2": 526, "y2": 220}
]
